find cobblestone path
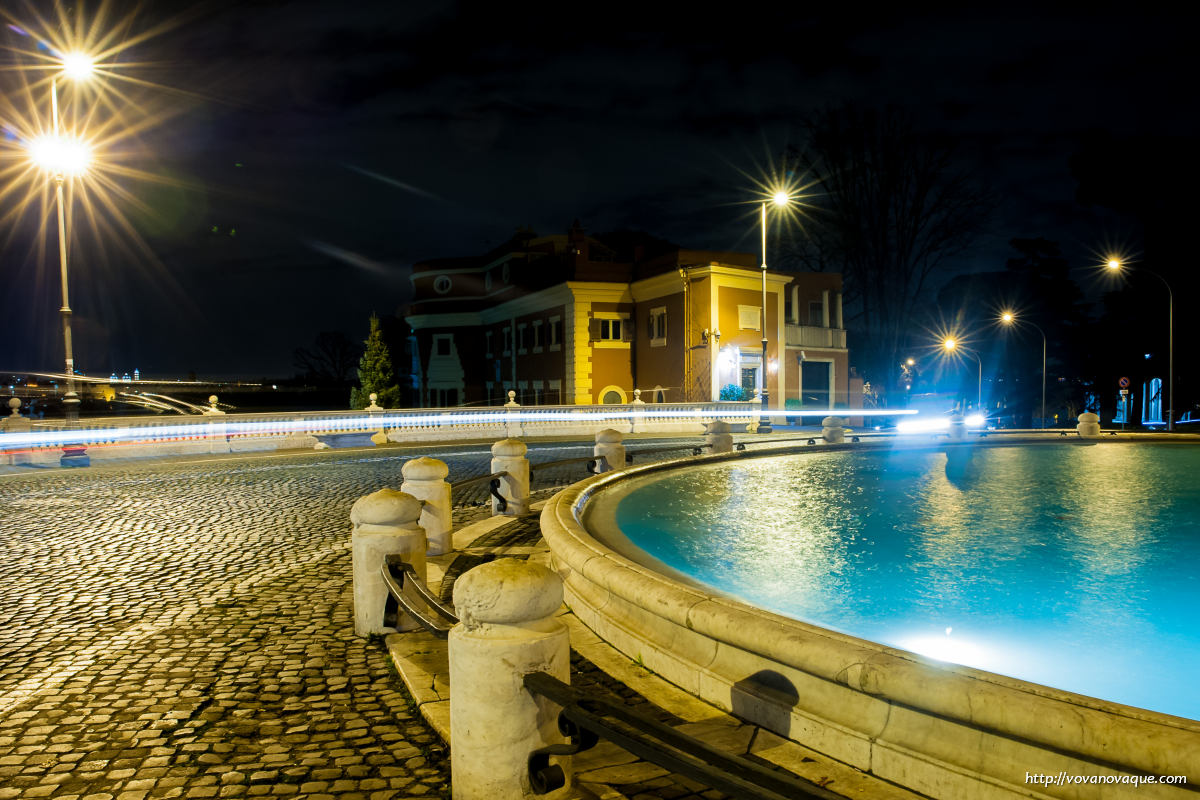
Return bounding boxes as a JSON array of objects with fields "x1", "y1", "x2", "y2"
[{"x1": 0, "y1": 441, "x2": 622, "y2": 800}]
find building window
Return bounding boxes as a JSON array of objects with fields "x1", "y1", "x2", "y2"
[
  {"x1": 532, "y1": 321, "x2": 543, "y2": 352},
  {"x1": 738, "y1": 305, "x2": 760, "y2": 330},
  {"x1": 434, "y1": 335, "x2": 451, "y2": 356},
  {"x1": 740, "y1": 367, "x2": 758, "y2": 396},
  {"x1": 648, "y1": 307, "x2": 666, "y2": 347},
  {"x1": 518, "y1": 324, "x2": 529, "y2": 354},
  {"x1": 548, "y1": 379, "x2": 562, "y2": 405},
  {"x1": 549, "y1": 316, "x2": 562, "y2": 351},
  {"x1": 502, "y1": 326, "x2": 512, "y2": 355},
  {"x1": 809, "y1": 301, "x2": 825, "y2": 327},
  {"x1": 591, "y1": 314, "x2": 630, "y2": 347},
  {"x1": 433, "y1": 275, "x2": 452, "y2": 294},
  {"x1": 485, "y1": 330, "x2": 493, "y2": 358},
  {"x1": 433, "y1": 387, "x2": 458, "y2": 406},
  {"x1": 484, "y1": 272, "x2": 493, "y2": 291}
]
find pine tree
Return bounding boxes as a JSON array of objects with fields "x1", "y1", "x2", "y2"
[{"x1": 350, "y1": 315, "x2": 400, "y2": 409}]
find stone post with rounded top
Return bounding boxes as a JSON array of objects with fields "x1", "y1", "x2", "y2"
[
  {"x1": 449, "y1": 559, "x2": 572, "y2": 800},
  {"x1": 821, "y1": 416, "x2": 846, "y2": 444},
  {"x1": 365, "y1": 392, "x2": 383, "y2": 412},
  {"x1": 504, "y1": 390, "x2": 523, "y2": 437},
  {"x1": 401, "y1": 457, "x2": 453, "y2": 555},
  {"x1": 629, "y1": 388, "x2": 646, "y2": 433},
  {"x1": 592, "y1": 428, "x2": 624, "y2": 473},
  {"x1": 205, "y1": 395, "x2": 231, "y2": 453},
  {"x1": 948, "y1": 413, "x2": 967, "y2": 441},
  {"x1": 705, "y1": 419, "x2": 733, "y2": 453},
  {"x1": 1077, "y1": 411, "x2": 1101, "y2": 438},
  {"x1": 351, "y1": 488, "x2": 427, "y2": 636},
  {"x1": 2, "y1": 398, "x2": 32, "y2": 465},
  {"x1": 491, "y1": 438, "x2": 530, "y2": 515}
]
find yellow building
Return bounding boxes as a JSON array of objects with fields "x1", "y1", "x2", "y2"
[{"x1": 405, "y1": 223, "x2": 854, "y2": 411}]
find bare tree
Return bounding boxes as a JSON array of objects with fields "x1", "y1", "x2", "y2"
[
  {"x1": 783, "y1": 106, "x2": 993, "y2": 400},
  {"x1": 293, "y1": 331, "x2": 360, "y2": 384}
]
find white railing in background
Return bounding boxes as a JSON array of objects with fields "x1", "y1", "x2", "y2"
[
  {"x1": 0, "y1": 402, "x2": 762, "y2": 456},
  {"x1": 785, "y1": 325, "x2": 847, "y2": 348}
]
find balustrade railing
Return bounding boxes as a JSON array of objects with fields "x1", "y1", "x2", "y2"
[{"x1": 0, "y1": 401, "x2": 761, "y2": 456}]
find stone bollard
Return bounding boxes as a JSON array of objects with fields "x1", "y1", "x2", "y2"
[
  {"x1": 1, "y1": 398, "x2": 30, "y2": 431},
  {"x1": 401, "y1": 457, "x2": 453, "y2": 556},
  {"x1": 2, "y1": 398, "x2": 32, "y2": 466},
  {"x1": 704, "y1": 419, "x2": 733, "y2": 453},
  {"x1": 504, "y1": 390, "x2": 523, "y2": 437},
  {"x1": 821, "y1": 416, "x2": 846, "y2": 444},
  {"x1": 365, "y1": 391, "x2": 384, "y2": 412},
  {"x1": 1077, "y1": 411, "x2": 1101, "y2": 438},
  {"x1": 948, "y1": 413, "x2": 967, "y2": 440},
  {"x1": 592, "y1": 428, "x2": 625, "y2": 473},
  {"x1": 491, "y1": 439, "x2": 530, "y2": 515},
  {"x1": 350, "y1": 489, "x2": 427, "y2": 636},
  {"x1": 450, "y1": 560, "x2": 572, "y2": 800},
  {"x1": 203, "y1": 394, "x2": 225, "y2": 416},
  {"x1": 629, "y1": 389, "x2": 647, "y2": 434}
]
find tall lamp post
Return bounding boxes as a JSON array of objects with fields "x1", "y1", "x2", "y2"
[
  {"x1": 942, "y1": 338, "x2": 982, "y2": 413},
  {"x1": 1000, "y1": 312, "x2": 1047, "y2": 429},
  {"x1": 1107, "y1": 258, "x2": 1174, "y2": 431},
  {"x1": 28, "y1": 54, "x2": 94, "y2": 463},
  {"x1": 758, "y1": 190, "x2": 790, "y2": 433}
]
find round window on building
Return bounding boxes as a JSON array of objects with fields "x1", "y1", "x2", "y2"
[
  {"x1": 501, "y1": 263, "x2": 511, "y2": 283},
  {"x1": 433, "y1": 275, "x2": 452, "y2": 294},
  {"x1": 484, "y1": 272, "x2": 492, "y2": 291},
  {"x1": 602, "y1": 390, "x2": 623, "y2": 404}
]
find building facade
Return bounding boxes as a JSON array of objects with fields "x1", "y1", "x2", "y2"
[{"x1": 404, "y1": 224, "x2": 854, "y2": 410}]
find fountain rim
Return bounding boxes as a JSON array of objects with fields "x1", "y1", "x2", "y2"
[{"x1": 540, "y1": 435, "x2": 1200, "y2": 791}]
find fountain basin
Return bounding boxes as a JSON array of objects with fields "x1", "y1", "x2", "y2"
[{"x1": 540, "y1": 438, "x2": 1200, "y2": 799}]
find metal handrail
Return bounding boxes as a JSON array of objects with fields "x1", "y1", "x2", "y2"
[
  {"x1": 530, "y1": 454, "x2": 605, "y2": 474},
  {"x1": 381, "y1": 556, "x2": 458, "y2": 638},
  {"x1": 523, "y1": 672, "x2": 839, "y2": 800},
  {"x1": 449, "y1": 471, "x2": 510, "y2": 512}
]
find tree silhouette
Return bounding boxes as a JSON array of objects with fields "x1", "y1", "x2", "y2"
[
  {"x1": 349, "y1": 315, "x2": 400, "y2": 409},
  {"x1": 783, "y1": 105, "x2": 993, "y2": 402},
  {"x1": 293, "y1": 331, "x2": 359, "y2": 385}
]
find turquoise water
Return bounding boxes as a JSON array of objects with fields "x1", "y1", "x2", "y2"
[{"x1": 606, "y1": 443, "x2": 1200, "y2": 720}]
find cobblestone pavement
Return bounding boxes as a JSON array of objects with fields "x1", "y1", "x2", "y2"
[{"x1": 0, "y1": 439, "x2": 708, "y2": 799}]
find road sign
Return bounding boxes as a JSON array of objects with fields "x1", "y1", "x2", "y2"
[
  {"x1": 1120, "y1": 389, "x2": 1130, "y2": 396},
  {"x1": 1119, "y1": 376, "x2": 1130, "y2": 388}
]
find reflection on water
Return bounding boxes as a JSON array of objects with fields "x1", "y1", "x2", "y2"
[{"x1": 611, "y1": 443, "x2": 1200, "y2": 720}]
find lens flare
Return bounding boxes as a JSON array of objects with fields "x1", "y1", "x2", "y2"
[
  {"x1": 60, "y1": 51, "x2": 94, "y2": 80},
  {"x1": 28, "y1": 133, "x2": 91, "y2": 175}
]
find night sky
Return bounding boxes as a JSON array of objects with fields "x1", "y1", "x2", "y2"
[{"x1": 1, "y1": 1, "x2": 1195, "y2": 380}]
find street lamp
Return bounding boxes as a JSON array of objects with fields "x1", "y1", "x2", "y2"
[
  {"x1": 942, "y1": 338, "x2": 982, "y2": 413},
  {"x1": 1107, "y1": 258, "x2": 1174, "y2": 431},
  {"x1": 999, "y1": 311, "x2": 1047, "y2": 429},
  {"x1": 757, "y1": 190, "x2": 790, "y2": 433},
  {"x1": 25, "y1": 53, "x2": 95, "y2": 462}
]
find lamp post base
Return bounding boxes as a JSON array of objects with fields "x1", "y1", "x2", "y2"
[
  {"x1": 60, "y1": 394, "x2": 89, "y2": 467},
  {"x1": 758, "y1": 393, "x2": 772, "y2": 434},
  {"x1": 60, "y1": 445, "x2": 90, "y2": 468}
]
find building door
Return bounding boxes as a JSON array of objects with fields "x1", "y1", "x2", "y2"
[{"x1": 800, "y1": 361, "x2": 831, "y2": 408}]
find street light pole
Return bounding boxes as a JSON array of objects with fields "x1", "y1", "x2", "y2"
[
  {"x1": 1107, "y1": 260, "x2": 1174, "y2": 431},
  {"x1": 50, "y1": 76, "x2": 81, "y2": 424},
  {"x1": 1000, "y1": 313, "x2": 1047, "y2": 429},
  {"x1": 942, "y1": 338, "x2": 982, "y2": 414},
  {"x1": 759, "y1": 201, "x2": 771, "y2": 433}
]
